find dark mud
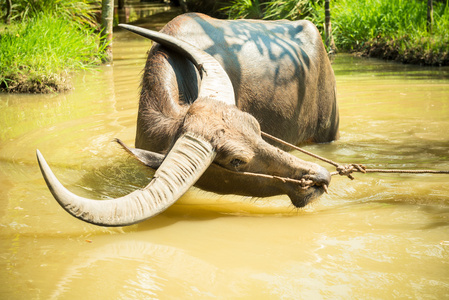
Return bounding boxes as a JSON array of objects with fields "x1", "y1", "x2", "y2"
[{"x1": 357, "y1": 36, "x2": 449, "y2": 66}]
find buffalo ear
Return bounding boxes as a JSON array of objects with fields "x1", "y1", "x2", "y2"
[{"x1": 115, "y1": 139, "x2": 164, "y2": 169}]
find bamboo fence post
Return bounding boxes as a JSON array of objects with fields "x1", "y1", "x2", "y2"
[
  {"x1": 5, "y1": 0, "x2": 11, "y2": 24},
  {"x1": 324, "y1": 0, "x2": 336, "y2": 54},
  {"x1": 101, "y1": 0, "x2": 114, "y2": 63},
  {"x1": 427, "y1": 0, "x2": 433, "y2": 33}
]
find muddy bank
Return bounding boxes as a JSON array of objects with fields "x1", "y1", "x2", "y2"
[
  {"x1": 353, "y1": 36, "x2": 449, "y2": 67},
  {"x1": 1, "y1": 73, "x2": 72, "y2": 94},
  {"x1": 1, "y1": 5, "x2": 181, "y2": 94}
]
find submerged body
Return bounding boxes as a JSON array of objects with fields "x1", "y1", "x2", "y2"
[
  {"x1": 37, "y1": 13, "x2": 339, "y2": 226},
  {"x1": 137, "y1": 13, "x2": 339, "y2": 151},
  {"x1": 136, "y1": 13, "x2": 339, "y2": 204}
]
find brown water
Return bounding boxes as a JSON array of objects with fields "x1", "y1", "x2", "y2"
[{"x1": 1, "y1": 13, "x2": 449, "y2": 300}]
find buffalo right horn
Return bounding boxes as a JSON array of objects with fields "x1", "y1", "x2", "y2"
[
  {"x1": 118, "y1": 23, "x2": 236, "y2": 106},
  {"x1": 37, "y1": 133, "x2": 216, "y2": 226}
]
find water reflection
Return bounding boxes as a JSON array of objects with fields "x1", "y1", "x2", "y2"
[
  {"x1": 8, "y1": 207, "x2": 447, "y2": 299},
  {"x1": 115, "y1": 2, "x2": 174, "y2": 25},
  {"x1": 333, "y1": 54, "x2": 449, "y2": 80}
]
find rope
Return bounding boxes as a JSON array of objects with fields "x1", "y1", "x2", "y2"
[
  {"x1": 212, "y1": 162, "x2": 317, "y2": 190},
  {"x1": 116, "y1": 138, "x2": 319, "y2": 190},
  {"x1": 261, "y1": 131, "x2": 449, "y2": 180}
]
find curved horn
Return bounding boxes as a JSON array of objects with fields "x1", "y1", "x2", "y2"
[
  {"x1": 37, "y1": 133, "x2": 216, "y2": 226},
  {"x1": 118, "y1": 23, "x2": 236, "y2": 106}
]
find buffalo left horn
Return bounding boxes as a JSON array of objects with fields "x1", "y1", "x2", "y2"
[{"x1": 37, "y1": 133, "x2": 216, "y2": 226}]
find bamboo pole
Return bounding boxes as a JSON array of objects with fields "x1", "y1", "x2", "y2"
[
  {"x1": 427, "y1": 0, "x2": 433, "y2": 33},
  {"x1": 101, "y1": 0, "x2": 114, "y2": 63},
  {"x1": 5, "y1": 0, "x2": 11, "y2": 24},
  {"x1": 324, "y1": 0, "x2": 336, "y2": 54},
  {"x1": 118, "y1": 0, "x2": 125, "y2": 10}
]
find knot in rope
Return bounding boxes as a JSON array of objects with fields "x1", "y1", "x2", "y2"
[
  {"x1": 299, "y1": 177, "x2": 314, "y2": 190},
  {"x1": 335, "y1": 164, "x2": 366, "y2": 180},
  {"x1": 260, "y1": 131, "x2": 449, "y2": 181}
]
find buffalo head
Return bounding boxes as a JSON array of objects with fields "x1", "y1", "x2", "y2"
[{"x1": 37, "y1": 20, "x2": 332, "y2": 227}]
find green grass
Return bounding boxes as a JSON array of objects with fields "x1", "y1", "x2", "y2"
[
  {"x1": 222, "y1": 0, "x2": 449, "y2": 66},
  {"x1": 312, "y1": 0, "x2": 449, "y2": 65},
  {"x1": 223, "y1": 0, "x2": 319, "y2": 20},
  {"x1": 0, "y1": 0, "x2": 105, "y2": 93},
  {"x1": 313, "y1": 0, "x2": 449, "y2": 47},
  {"x1": 1, "y1": 0, "x2": 100, "y2": 27},
  {"x1": 263, "y1": 0, "x2": 317, "y2": 20},
  {"x1": 223, "y1": 0, "x2": 264, "y2": 19},
  {"x1": 0, "y1": 13, "x2": 107, "y2": 93}
]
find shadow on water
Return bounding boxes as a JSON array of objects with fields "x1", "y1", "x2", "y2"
[
  {"x1": 75, "y1": 157, "x2": 156, "y2": 200},
  {"x1": 69, "y1": 153, "x2": 304, "y2": 219}
]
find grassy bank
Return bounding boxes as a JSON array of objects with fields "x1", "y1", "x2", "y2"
[
  {"x1": 0, "y1": 0, "x2": 106, "y2": 93},
  {"x1": 223, "y1": 0, "x2": 449, "y2": 66},
  {"x1": 313, "y1": 0, "x2": 449, "y2": 65}
]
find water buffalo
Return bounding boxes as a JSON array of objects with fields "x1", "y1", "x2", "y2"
[{"x1": 37, "y1": 13, "x2": 339, "y2": 226}]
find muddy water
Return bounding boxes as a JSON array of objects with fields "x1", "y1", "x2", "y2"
[{"x1": 1, "y1": 14, "x2": 449, "y2": 300}]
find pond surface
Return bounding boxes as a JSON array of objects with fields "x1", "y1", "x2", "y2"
[{"x1": 1, "y1": 12, "x2": 449, "y2": 300}]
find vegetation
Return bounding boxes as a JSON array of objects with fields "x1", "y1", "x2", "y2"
[
  {"x1": 0, "y1": 0, "x2": 106, "y2": 93},
  {"x1": 223, "y1": 0, "x2": 265, "y2": 19},
  {"x1": 313, "y1": 0, "x2": 449, "y2": 65},
  {"x1": 223, "y1": 0, "x2": 449, "y2": 66},
  {"x1": 223, "y1": 0, "x2": 319, "y2": 20},
  {"x1": 2, "y1": 0, "x2": 99, "y2": 27}
]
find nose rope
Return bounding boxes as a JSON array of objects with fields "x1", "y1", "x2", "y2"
[
  {"x1": 212, "y1": 163, "x2": 319, "y2": 191},
  {"x1": 261, "y1": 132, "x2": 449, "y2": 180},
  {"x1": 116, "y1": 139, "x2": 323, "y2": 191}
]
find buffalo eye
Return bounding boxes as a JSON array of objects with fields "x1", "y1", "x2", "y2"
[{"x1": 230, "y1": 158, "x2": 246, "y2": 168}]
